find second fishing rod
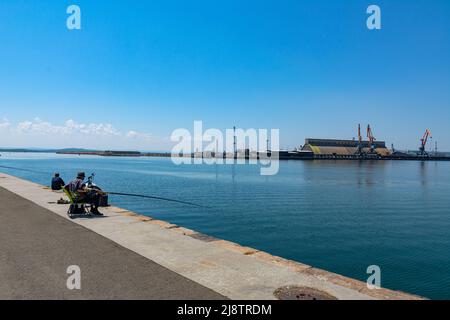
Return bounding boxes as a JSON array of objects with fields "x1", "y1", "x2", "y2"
[{"x1": 85, "y1": 173, "x2": 208, "y2": 208}]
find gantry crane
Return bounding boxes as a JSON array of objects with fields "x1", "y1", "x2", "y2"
[
  {"x1": 367, "y1": 124, "x2": 376, "y2": 153},
  {"x1": 419, "y1": 129, "x2": 432, "y2": 156}
]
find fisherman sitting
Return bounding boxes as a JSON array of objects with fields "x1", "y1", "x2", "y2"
[
  {"x1": 65, "y1": 172, "x2": 103, "y2": 216},
  {"x1": 51, "y1": 173, "x2": 65, "y2": 191}
]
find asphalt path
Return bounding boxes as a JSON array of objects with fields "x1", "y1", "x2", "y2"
[{"x1": 0, "y1": 186, "x2": 226, "y2": 300}]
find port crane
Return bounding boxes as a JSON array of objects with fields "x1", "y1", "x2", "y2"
[
  {"x1": 418, "y1": 129, "x2": 432, "y2": 156},
  {"x1": 367, "y1": 125, "x2": 376, "y2": 153}
]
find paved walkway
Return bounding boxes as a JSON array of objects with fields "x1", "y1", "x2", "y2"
[{"x1": 0, "y1": 186, "x2": 226, "y2": 300}]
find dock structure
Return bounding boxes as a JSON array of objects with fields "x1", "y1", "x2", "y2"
[
  {"x1": 0, "y1": 172, "x2": 423, "y2": 300},
  {"x1": 55, "y1": 148, "x2": 450, "y2": 161},
  {"x1": 301, "y1": 138, "x2": 450, "y2": 161}
]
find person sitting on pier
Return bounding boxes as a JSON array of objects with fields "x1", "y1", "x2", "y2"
[
  {"x1": 51, "y1": 173, "x2": 65, "y2": 191},
  {"x1": 65, "y1": 172, "x2": 103, "y2": 216}
]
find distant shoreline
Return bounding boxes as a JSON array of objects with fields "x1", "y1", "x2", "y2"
[
  {"x1": 57, "y1": 150, "x2": 173, "y2": 158},
  {"x1": 1, "y1": 148, "x2": 450, "y2": 157},
  {"x1": 2, "y1": 149, "x2": 450, "y2": 161},
  {"x1": 0, "y1": 148, "x2": 171, "y2": 155}
]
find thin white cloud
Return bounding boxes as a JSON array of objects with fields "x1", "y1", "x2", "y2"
[
  {"x1": 0, "y1": 118, "x2": 11, "y2": 129},
  {"x1": 126, "y1": 130, "x2": 152, "y2": 139},
  {"x1": 0, "y1": 118, "x2": 172, "y2": 150},
  {"x1": 15, "y1": 118, "x2": 121, "y2": 136}
]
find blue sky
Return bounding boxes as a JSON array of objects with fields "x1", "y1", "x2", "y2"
[{"x1": 0, "y1": 0, "x2": 449, "y2": 150}]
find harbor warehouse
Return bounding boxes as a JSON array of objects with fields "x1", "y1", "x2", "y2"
[{"x1": 302, "y1": 139, "x2": 391, "y2": 157}]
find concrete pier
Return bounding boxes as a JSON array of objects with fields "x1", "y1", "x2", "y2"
[{"x1": 0, "y1": 172, "x2": 422, "y2": 300}]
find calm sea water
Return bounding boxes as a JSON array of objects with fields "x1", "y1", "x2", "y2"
[{"x1": 1, "y1": 152, "x2": 449, "y2": 299}]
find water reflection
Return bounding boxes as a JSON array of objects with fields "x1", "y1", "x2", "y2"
[{"x1": 420, "y1": 161, "x2": 427, "y2": 187}]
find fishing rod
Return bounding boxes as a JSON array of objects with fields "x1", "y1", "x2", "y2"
[
  {"x1": 104, "y1": 191, "x2": 208, "y2": 208},
  {"x1": 84, "y1": 173, "x2": 207, "y2": 208},
  {"x1": 0, "y1": 164, "x2": 49, "y2": 174}
]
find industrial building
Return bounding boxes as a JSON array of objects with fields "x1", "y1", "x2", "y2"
[{"x1": 302, "y1": 138, "x2": 391, "y2": 157}]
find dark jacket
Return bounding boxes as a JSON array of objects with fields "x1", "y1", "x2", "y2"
[{"x1": 51, "y1": 177, "x2": 65, "y2": 190}]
